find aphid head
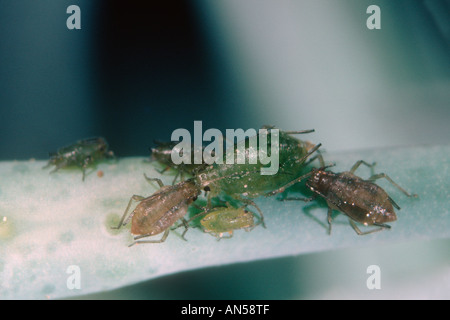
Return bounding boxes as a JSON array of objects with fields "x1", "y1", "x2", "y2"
[
  {"x1": 305, "y1": 165, "x2": 335, "y2": 192},
  {"x1": 97, "y1": 137, "x2": 108, "y2": 150},
  {"x1": 150, "y1": 141, "x2": 175, "y2": 162},
  {"x1": 306, "y1": 168, "x2": 322, "y2": 191},
  {"x1": 91, "y1": 137, "x2": 113, "y2": 158}
]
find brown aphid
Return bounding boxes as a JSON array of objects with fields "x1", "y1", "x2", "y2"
[
  {"x1": 112, "y1": 175, "x2": 200, "y2": 246},
  {"x1": 284, "y1": 160, "x2": 417, "y2": 235}
]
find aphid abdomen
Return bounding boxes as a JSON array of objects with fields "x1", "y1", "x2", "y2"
[
  {"x1": 131, "y1": 180, "x2": 199, "y2": 237},
  {"x1": 312, "y1": 171, "x2": 397, "y2": 226},
  {"x1": 198, "y1": 129, "x2": 317, "y2": 199},
  {"x1": 200, "y1": 207, "x2": 256, "y2": 239},
  {"x1": 335, "y1": 176, "x2": 397, "y2": 225},
  {"x1": 131, "y1": 199, "x2": 188, "y2": 236}
]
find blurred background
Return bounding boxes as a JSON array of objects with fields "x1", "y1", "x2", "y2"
[{"x1": 0, "y1": 0, "x2": 449, "y2": 299}]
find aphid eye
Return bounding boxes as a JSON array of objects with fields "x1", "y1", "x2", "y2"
[{"x1": 204, "y1": 186, "x2": 211, "y2": 192}]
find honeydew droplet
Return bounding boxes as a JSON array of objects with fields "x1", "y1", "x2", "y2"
[{"x1": 0, "y1": 216, "x2": 15, "y2": 240}]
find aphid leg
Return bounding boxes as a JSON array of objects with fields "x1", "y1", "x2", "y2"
[
  {"x1": 179, "y1": 217, "x2": 190, "y2": 241},
  {"x1": 42, "y1": 161, "x2": 53, "y2": 169},
  {"x1": 388, "y1": 196, "x2": 401, "y2": 210},
  {"x1": 48, "y1": 161, "x2": 67, "y2": 174},
  {"x1": 368, "y1": 173, "x2": 418, "y2": 198},
  {"x1": 327, "y1": 207, "x2": 333, "y2": 235},
  {"x1": 217, "y1": 231, "x2": 233, "y2": 241},
  {"x1": 143, "y1": 174, "x2": 165, "y2": 188},
  {"x1": 111, "y1": 195, "x2": 145, "y2": 229},
  {"x1": 171, "y1": 170, "x2": 183, "y2": 185},
  {"x1": 349, "y1": 220, "x2": 391, "y2": 235},
  {"x1": 129, "y1": 229, "x2": 170, "y2": 246},
  {"x1": 282, "y1": 195, "x2": 316, "y2": 202},
  {"x1": 173, "y1": 204, "x2": 208, "y2": 238},
  {"x1": 350, "y1": 160, "x2": 377, "y2": 176},
  {"x1": 205, "y1": 191, "x2": 213, "y2": 210},
  {"x1": 155, "y1": 166, "x2": 171, "y2": 175},
  {"x1": 241, "y1": 199, "x2": 266, "y2": 228},
  {"x1": 81, "y1": 156, "x2": 94, "y2": 182}
]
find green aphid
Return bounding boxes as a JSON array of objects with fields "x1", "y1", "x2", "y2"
[
  {"x1": 195, "y1": 127, "x2": 323, "y2": 222},
  {"x1": 43, "y1": 137, "x2": 115, "y2": 181},
  {"x1": 200, "y1": 204, "x2": 261, "y2": 239},
  {"x1": 178, "y1": 202, "x2": 262, "y2": 240}
]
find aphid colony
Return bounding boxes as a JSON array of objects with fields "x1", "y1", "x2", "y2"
[{"x1": 45, "y1": 127, "x2": 417, "y2": 245}]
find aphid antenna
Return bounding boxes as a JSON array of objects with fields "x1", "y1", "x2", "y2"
[
  {"x1": 83, "y1": 137, "x2": 104, "y2": 144},
  {"x1": 261, "y1": 125, "x2": 314, "y2": 135},
  {"x1": 317, "y1": 163, "x2": 336, "y2": 171},
  {"x1": 152, "y1": 139, "x2": 173, "y2": 148},
  {"x1": 284, "y1": 129, "x2": 315, "y2": 134},
  {"x1": 265, "y1": 162, "x2": 334, "y2": 197},
  {"x1": 294, "y1": 143, "x2": 322, "y2": 164}
]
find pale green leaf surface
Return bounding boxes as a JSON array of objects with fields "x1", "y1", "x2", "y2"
[{"x1": 0, "y1": 144, "x2": 449, "y2": 299}]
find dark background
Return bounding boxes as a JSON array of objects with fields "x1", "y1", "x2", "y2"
[
  {"x1": 1, "y1": 0, "x2": 448, "y2": 160},
  {"x1": 0, "y1": 1, "x2": 248, "y2": 160}
]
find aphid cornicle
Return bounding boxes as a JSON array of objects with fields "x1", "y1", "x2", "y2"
[
  {"x1": 43, "y1": 137, "x2": 115, "y2": 181},
  {"x1": 282, "y1": 160, "x2": 418, "y2": 235},
  {"x1": 112, "y1": 175, "x2": 200, "y2": 246}
]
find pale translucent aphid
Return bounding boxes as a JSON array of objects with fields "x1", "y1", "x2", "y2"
[{"x1": 183, "y1": 203, "x2": 262, "y2": 240}]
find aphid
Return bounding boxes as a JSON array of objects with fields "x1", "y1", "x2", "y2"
[
  {"x1": 182, "y1": 203, "x2": 262, "y2": 240},
  {"x1": 149, "y1": 140, "x2": 209, "y2": 184},
  {"x1": 43, "y1": 137, "x2": 115, "y2": 181},
  {"x1": 281, "y1": 160, "x2": 418, "y2": 235},
  {"x1": 112, "y1": 175, "x2": 200, "y2": 246},
  {"x1": 196, "y1": 128, "x2": 322, "y2": 222}
]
